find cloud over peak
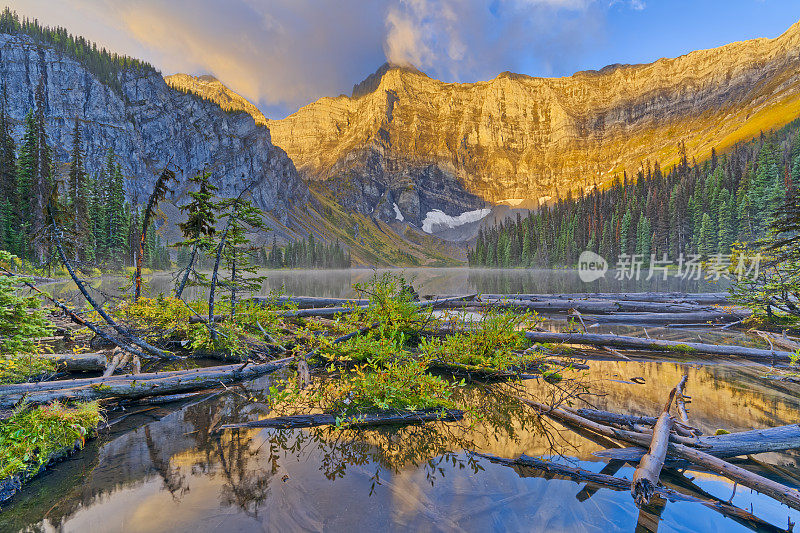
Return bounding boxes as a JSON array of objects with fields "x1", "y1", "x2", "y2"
[{"x1": 9, "y1": 0, "x2": 644, "y2": 117}]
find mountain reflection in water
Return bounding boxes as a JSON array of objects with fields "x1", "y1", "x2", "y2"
[{"x1": 3, "y1": 355, "x2": 800, "y2": 532}]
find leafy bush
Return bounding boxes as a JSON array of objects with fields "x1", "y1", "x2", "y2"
[
  {"x1": 324, "y1": 335, "x2": 408, "y2": 365},
  {"x1": 335, "y1": 359, "x2": 462, "y2": 413},
  {"x1": 419, "y1": 309, "x2": 540, "y2": 370},
  {"x1": 0, "y1": 353, "x2": 57, "y2": 384},
  {"x1": 352, "y1": 273, "x2": 425, "y2": 343},
  {"x1": 0, "y1": 401, "x2": 101, "y2": 479},
  {"x1": 0, "y1": 251, "x2": 53, "y2": 355}
]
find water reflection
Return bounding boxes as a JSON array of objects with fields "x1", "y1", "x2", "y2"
[
  {"x1": 3, "y1": 357, "x2": 800, "y2": 532},
  {"x1": 43, "y1": 267, "x2": 727, "y2": 304}
]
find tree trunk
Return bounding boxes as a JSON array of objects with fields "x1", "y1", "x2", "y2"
[
  {"x1": 596, "y1": 424, "x2": 800, "y2": 463},
  {"x1": 40, "y1": 352, "x2": 107, "y2": 372},
  {"x1": 175, "y1": 243, "x2": 198, "y2": 299}
]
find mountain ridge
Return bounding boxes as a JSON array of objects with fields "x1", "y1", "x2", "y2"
[{"x1": 261, "y1": 17, "x2": 800, "y2": 227}]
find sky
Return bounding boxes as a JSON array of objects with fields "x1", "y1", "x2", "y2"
[{"x1": 8, "y1": 0, "x2": 800, "y2": 119}]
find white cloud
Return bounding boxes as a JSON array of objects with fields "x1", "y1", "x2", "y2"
[{"x1": 7, "y1": 0, "x2": 643, "y2": 116}]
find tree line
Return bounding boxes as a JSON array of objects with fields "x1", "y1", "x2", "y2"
[
  {"x1": 265, "y1": 234, "x2": 350, "y2": 269},
  {"x1": 0, "y1": 8, "x2": 155, "y2": 96},
  {"x1": 470, "y1": 120, "x2": 800, "y2": 267},
  {"x1": 0, "y1": 78, "x2": 170, "y2": 271}
]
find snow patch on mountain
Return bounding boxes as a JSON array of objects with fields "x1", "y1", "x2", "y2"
[
  {"x1": 393, "y1": 203, "x2": 404, "y2": 221},
  {"x1": 421, "y1": 208, "x2": 490, "y2": 233}
]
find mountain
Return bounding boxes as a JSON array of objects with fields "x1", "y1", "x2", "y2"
[
  {"x1": 0, "y1": 29, "x2": 463, "y2": 266},
  {"x1": 0, "y1": 33, "x2": 307, "y2": 225},
  {"x1": 165, "y1": 73, "x2": 268, "y2": 126},
  {"x1": 265, "y1": 20, "x2": 800, "y2": 229}
]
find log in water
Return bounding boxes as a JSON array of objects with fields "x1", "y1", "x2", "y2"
[{"x1": 524, "y1": 331, "x2": 795, "y2": 362}]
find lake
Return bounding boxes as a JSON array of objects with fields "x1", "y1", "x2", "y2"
[{"x1": 6, "y1": 268, "x2": 791, "y2": 533}]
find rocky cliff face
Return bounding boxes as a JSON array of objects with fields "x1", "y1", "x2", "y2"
[
  {"x1": 165, "y1": 73, "x2": 268, "y2": 126},
  {"x1": 266, "y1": 20, "x2": 800, "y2": 224},
  {"x1": 0, "y1": 34, "x2": 307, "y2": 223}
]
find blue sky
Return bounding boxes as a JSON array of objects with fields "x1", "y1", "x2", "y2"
[{"x1": 8, "y1": 1, "x2": 800, "y2": 118}]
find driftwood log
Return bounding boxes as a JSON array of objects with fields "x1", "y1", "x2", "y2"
[
  {"x1": 631, "y1": 389, "x2": 676, "y2": 507},
  {"x1": 279, "y1": 294, "x2": 476, "y2": 318},
  {"x1": 596, "y1": 424, "x2": 800, "y2": 463},
  {"x1": 524, "y1": 331, "x2": 796, "y2": 362},
  {"x1": 216, "y1": 409, "x2": 464, "y2": 431},
  {"x1": 40, "y1": 352, "x2": 108, "y2": 373},
  {"x1": 457, "y1": 298, "x2": 718, "y2": 314},
  {"x1": 0, "y1": 358, "x2": 292, "y2": 407},
  {"x1": 516, "y1": 396, "x2": 800, "y2": 511},
  {"x1": 480, "y1": 292, "x2": 730, "y2": 304},
  {"x1": 253, "y1": 296, "x2": 370, "y2": 309},
  {"x1": 567, "y1": 310, "x2": 749, "y2": 325}
]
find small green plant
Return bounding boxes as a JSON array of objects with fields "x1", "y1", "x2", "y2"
[
  {"x1": 335, "y1": 358, "x2": 462, "y2": 412},
  {"x1": 0, "y1": 401, "x2": 102, "y2": 480}
]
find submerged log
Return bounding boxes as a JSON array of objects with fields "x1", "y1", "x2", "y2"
[
  {"x1": 524, "y1": 331, "x2": 796, "y2": 362},
  {"x1": 216, "y1": 409, "x2": 464, "y2": 431},
  {"x1": 40, "y1": 352, "x2": 107, "y2": 373},
  {"x1": 0, "y1": 358, "x2": 292, "y2": 407},
  {"x1": 631, "y1": 389, "x2": 676, "y2": 507},
  {"x1": 595, "y1": 424, "x2": 800, "y2": 463}
]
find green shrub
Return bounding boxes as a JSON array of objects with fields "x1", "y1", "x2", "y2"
[{"x1": 0, "y1": 251, "x2": 53, "y2": 355}]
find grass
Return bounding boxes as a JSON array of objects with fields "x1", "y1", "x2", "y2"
[{"x1": 0, "y1": 402, "x2": 101, "y2": 480}]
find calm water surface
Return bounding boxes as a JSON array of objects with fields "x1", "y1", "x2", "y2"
[
  {"x1": 46, "y1": 267, "x2": 728, "y2": 302},
  {"x1": 6, "y1": 269, "x2": 789, "y2": 533}
]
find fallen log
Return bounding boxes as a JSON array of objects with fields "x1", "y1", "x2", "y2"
[
  {"x1": 596, "y1": 424, "x2": 800, "y2": 463},
  {"x1": 40, "y1": 352, "x2": 108, "y2": 373},
  {"x1": 468, "y1": 298, "x2": 714, "y2": 314},
  {"x1": 216, "y1": 409, "x2": 464, "y2": 431},
  {"x1": 252, "y1": 296, "x2": 370, "y2": 309},
  {"x1": 279, "y1": 294, "x2": 475, "y2": 318},
  {"x1": 517, "y1": 396, "x2": 800, "y2": 511},
  {"x1": 524, "y1": 331, "x2": 796, "y2": 362},
  {"x1": 571, "y1": 407, "x2": 701, "y2": 437},
  {"x1": 481, "y1": 292, "x2": 731, "y2": 305},
  {"x1": 478, "y1": 453, "x2": 788, "y2": 533},
  {"x1": 568, "y1": 310, "x2": 748, "y2": 325},
  {"x1": 751, "y1": 330, "x2": 800, "y2": 352},
  {"x1": 631, "y1": 389, "x2": 676, "y2": 507},
  {"x1": 0, "y1": 358, "x2": 292, "y2": 407}
]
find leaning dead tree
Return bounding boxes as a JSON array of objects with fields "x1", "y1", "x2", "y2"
[
  {"x1": 135, "y1": 167, "x2": 175, "y2": 301},
  {"x1": 47, "y1": 202, "x2": 175, "y2": 360}
]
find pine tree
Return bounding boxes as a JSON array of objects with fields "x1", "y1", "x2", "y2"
[{"x1": 68, "y1": 117, "x2": 91, "y2": 260}]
